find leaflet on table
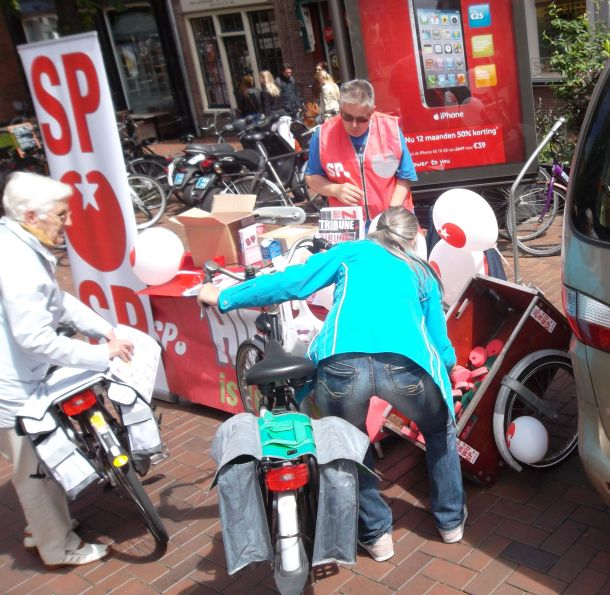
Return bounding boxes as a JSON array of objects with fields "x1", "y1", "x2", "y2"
[
  {"x1": 109, "y1": 324, "x2": 161, "y2": 400},
  {"x1": 318, "y1": 206, "x2": 364, "y2": 244}
]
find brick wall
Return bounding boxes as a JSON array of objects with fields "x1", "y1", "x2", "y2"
[
  {"x1": 270, "y1": 0, "x2": 318, "y2": 102},
  {"x1": 0, "y1": 13, "x2": 29, "y2": 124}
]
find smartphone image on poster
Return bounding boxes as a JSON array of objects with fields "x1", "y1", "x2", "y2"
[{"x1": 409, "y1": 0, "x2": 472, "y2": 108}]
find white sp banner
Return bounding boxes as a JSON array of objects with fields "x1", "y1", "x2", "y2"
[
  {"x1": 17, "y1": 32, "x2": 151, "y2": 331},
  {"x1": 17, "y1": 33, "x2": 170, "y2": 395}
]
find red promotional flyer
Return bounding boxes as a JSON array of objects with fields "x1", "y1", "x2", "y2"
[{"x1": 351, "y1": 0, "x2": 532, "y2": 181}]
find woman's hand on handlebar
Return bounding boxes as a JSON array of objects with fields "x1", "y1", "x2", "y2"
[{"x1": 197, "y1": 283, "x2": 220, "y2": 308}]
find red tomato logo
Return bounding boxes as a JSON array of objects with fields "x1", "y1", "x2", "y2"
[
  {"x1": 438, "y1": 223, "x2": 467, "y2": 248},
  {"x1": 506, "y1": 421, "x2": 516, "y2": 446},
  {"x1": 62, "y1": 170, "x2": 127, "y2": 272}
]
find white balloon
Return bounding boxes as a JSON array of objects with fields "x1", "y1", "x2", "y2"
[
  {"x1": 130, "y1": 228, "x2": 185, "y2": 286},
  {"x1": 506, "y1": 416, "x2": 549, "y2": 464},
  {"x1": 428, "y1": 240, "x2": 485, "y2": 306},
  {"x1": 432, "y1": 188, "x2": 498, "y2": 252}
]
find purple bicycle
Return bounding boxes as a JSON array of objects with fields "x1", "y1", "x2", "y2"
[{"x1": 506, "y1": 119, "x2": 568, "y2": 257}]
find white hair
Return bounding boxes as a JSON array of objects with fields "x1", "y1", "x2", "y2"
[
  {"x1": 2, "y1": 171, "x2": 73, "y2": 222},
  {"x1": 340, "y1": 79, "x2": 375, "y2": 110}
]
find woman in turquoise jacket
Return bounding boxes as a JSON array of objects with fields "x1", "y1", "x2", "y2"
[{"x1": 198, "y1": 206, "x2": 466, "y2": 562}]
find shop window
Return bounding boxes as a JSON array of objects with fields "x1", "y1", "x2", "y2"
[
  {"x1": 249, "y1": 10, "x2": 284, "y2": 77},
  {"x1": 219, "y1": 13, "x2": 244, "y2": 33},
  {"x1": 192, "y1": 16, "x2": 231, "y2": 108},
  {"x1": 22, "y1": 15, "x2": 58, "y2": 42},
  {"x1": 108, "y1": 7, "x2": 175, "y2": 114}
]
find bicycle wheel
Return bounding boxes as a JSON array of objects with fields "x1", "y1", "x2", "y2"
[
  {"x1": 227, "y1": 175, "x2": 289, "y2": 208},
  {"x1": 128, "y1": 174, "x2": 167, "y2": 229},
  {"x1": 505, "y1": 183, "x2": 564, "y2": 256},
  {"x1": 499, "y1": 350, "x2": 578, "y2": 469},
  {"x1": 236, "y1": 340, "x2": 264, "y2": 415},
  {"x1": 107, "y1": 462, "x2": 169, "y2": 548},
  {"x1": 129, "y1": 157, "x2": 169, "y2": 192}
]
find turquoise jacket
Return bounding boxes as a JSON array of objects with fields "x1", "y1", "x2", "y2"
[{"x1": 218, "y1": 240, "x2": 456, "y2": 413}]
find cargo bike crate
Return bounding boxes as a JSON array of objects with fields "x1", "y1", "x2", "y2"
[{"x1": 370, "y1": 275, "x2": 577, "y2": 487}]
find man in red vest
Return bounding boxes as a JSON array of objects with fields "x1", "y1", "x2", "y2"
[{"x1": 305, "y1": 79, "x2": 417, "y2": 222}]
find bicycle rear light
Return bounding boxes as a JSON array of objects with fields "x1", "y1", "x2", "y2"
[
  {"x1": 563, "y1": 285, "x2": 610, "y2": 352},
  {"x1": 265, "y1": 463, "x2": 309, "y2": 492},
  {"x1": 61, "y1": 389, "x2": 97, "y2": 417},
  {"x1": 198, "y1": 159, "x2": 213, "y2": 170}
]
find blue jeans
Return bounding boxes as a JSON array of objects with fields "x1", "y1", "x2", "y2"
[{"x1": 313, "y1": 352, "x2": 465, "y2": 543}]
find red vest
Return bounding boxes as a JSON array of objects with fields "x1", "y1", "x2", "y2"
[{"x1": 319, "y1": 112, "x2": 412, "y2": 219}]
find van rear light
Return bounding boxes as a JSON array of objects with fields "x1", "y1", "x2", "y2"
[
  {"x1": 61, "y1": 389, "x2": 97, "y2": 416},
  {"x1": 265, "y1": 463, "x2": 309, "y2": 492},
  {"x1": 563, "y1": 285, "x2": 610, "y2": 352}
]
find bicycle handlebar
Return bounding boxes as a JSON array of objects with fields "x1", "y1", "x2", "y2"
[{"x1": 203, "y1": 236, "x2": 332, "y2": 283}]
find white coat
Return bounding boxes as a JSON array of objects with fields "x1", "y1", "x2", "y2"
[{"x1": 0, "y1": 217, "x2": 112, "y2": 428}]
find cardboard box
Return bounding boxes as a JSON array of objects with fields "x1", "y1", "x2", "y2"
[
  {"x1": 259, "y1": 224, "x2": 318, "y2": 252},
  {"x1": 176, "y1": 194, "x2": 256, "y2": 267}
]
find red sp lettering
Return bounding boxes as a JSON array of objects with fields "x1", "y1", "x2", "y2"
[
  {"x1": 80, "y1": 280, "x2": 148, "y2": 333},
  {"x1": 31, "y1": 56, "x2": 71, "y2": 155},
  {"x1": 30, "y1": 53, "x2": 100, "y2": 155},
  {"x1": 62, "y1": 52, "x2": 100, "y2": 153}
]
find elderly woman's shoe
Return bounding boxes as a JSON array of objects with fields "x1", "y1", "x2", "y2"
[
  {"x1": 24, "y1": 519, "x2": 80, "y2": 550},
  {"x1": 44, "y1": 542, "x2": 110, "y2": 569}
]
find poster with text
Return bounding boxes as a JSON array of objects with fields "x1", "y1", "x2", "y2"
[{"x1": 353, "y1": 0, "x2": 532, "y2": 178}]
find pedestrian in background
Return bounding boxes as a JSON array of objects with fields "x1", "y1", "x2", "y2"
[
  {"x1": 259, "y1": 70, "x2": 284, "y2": 116},
  {"x1": 315, "y1": 69, "x2": 340, "y2": 122},
  {"x1": 276, "y1": 63, "x2": 303, "y2": 119},
  {"x1": 236, "y1": 73, "x2": 262, "y2": 117}
]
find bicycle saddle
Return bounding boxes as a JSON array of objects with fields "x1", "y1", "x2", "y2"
[
  {"x1": 184, "y1": 143, "x2": 235, "y2": 155},
  {"x1": 219, "y1": 149, "x2": 263, "y2": 171},
  {"x1": 241, "y1": 131, "x2": 269, "y2": 143},
  {"x1": 246, "y1": 340, "x2": 315, "y2": 386}
]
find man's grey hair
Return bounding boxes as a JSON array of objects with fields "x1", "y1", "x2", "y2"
[
  {"x1": 339, "y1": 79, "x2": 375, "y2": 110},
  {"x1": 2, "y1": 171, "x2": 73, "y2": 222}
]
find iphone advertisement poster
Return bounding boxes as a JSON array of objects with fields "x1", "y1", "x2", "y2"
[{"x1": 353, "y1": 0, "x2": 528, "y2": 175}]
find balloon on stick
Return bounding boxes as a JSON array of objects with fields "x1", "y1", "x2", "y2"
[
  {"x1": 130, "y1": 228, "x2": 185, "y2": 286},
  {"x1": 432, "y1": 188, "x2": 499, "y2": 252},
  {"x1": 506, "y1": 416, "x2": 549, "y2": 464},
  {"x1": 428, "y1": 240, "x2": 485, "y2": 306}
]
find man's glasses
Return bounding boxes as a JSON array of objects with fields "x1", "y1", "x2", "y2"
[{"x1": 340, "y1": 112, "x2": 371, "y2": 124}]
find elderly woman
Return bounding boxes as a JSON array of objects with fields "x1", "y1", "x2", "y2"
[{"x1": 0, "y1": 171, "x2": 134, "y2": 568}]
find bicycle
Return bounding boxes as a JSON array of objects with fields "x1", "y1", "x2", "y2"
[
  {"x1": 118, "y1": 112, "x2": 172, "y2": 192},
  {"x1": 482, "y1": 118, "x2": 568, "y2": 258},
  {"x1": 506, "y1": 117, "x2": 568, "y2": 257},
  {"x1": 128, "y1": 173, "x2": 167, "y2": 229},
  {"x1": 204, "y1": 235, "x2": 366, "y2": 594}
]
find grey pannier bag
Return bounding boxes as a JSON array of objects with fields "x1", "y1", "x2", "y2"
[
  {"x1": 107, "y1": 383, "x2": 163, "y2": 463},
  {"x1": 20, "y1": 413, "x2": 99, "y2": 500}
]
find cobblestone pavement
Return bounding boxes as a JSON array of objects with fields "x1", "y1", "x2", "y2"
[{"x1": 2, "y1": 142, "x2": 609, "y2": 594}]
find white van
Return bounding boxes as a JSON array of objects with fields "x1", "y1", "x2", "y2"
[{"x1": 562, "y1": 60, "x2": 610, "y2": 507}]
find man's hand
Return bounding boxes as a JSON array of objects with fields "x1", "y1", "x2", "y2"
[
  {"x1": 335, "y1": 182, "x2": 364, "y2": 206},
  {"x1": 197, "y1": 283, "x2": 220, "y2": 308}
]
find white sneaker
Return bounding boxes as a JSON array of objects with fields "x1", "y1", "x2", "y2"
[
  {"x1": 358, "y1": 532, "x2": 394, "y2": 562},
  {"x1": 438, "y1": 506, "x2": 468, "y2": 544},
  {"x1": 24, "y1": 518, "x2": 79, "y2": 550},
  {"x1": 44, "y1": 542, "x2": 110, "y2": 569}
]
